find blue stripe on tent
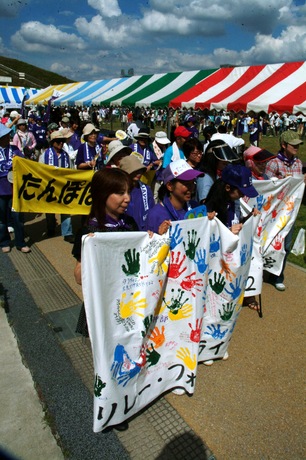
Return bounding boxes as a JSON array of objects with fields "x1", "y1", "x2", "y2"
[
  {"x1": 66, "y1": 80, "x2": 114, "y2": 105},
  {"x1": 0, "y1": 87, "x2": 9, "y2": 103},
  {"x1": 53, "y1": 81, "x2": 93, "y2": 105},
  {"x1": 81, "y1": 78, "x2": 128, "y2": 106},
  {"x1": 54, "y1": 78, "x2": 126, "y2": 106},
  {"x1": 11, "y1": 88, "x2": 22, "y2": 104}
]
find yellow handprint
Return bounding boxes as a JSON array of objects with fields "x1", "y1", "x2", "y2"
[
  {"x1": 168, "y1": 303, "x2": 192, "y2": 321},
  {"x1": 149, "y1": 243, "x2": 170, "y2": 275},
  {"x1": 277, "y1": 215, "x2": 289, "y2": 230},
  {"x1": 149, "y1": 326, "x2": 165, "y2": 348},
  {"x1": 176, "y1": 347, "x2": 197, "y2": 370},
  {"x1": 119, "y1": 291, "x2": 147, "y2": 319},
  {"x1": 261, "y1": 229, "x2": 269, "y2": 246}
]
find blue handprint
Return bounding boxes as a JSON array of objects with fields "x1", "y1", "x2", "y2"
[
  {"x1": 194, "y1": 248, "x2": 208, "y2": 274},
  {"x1": 240, "y1": 244, "x2": 248, "y2": 265},
  {"x1": 256, "y1": 195, "x2": 266, "y2": 211},
  {"x1": 204, "y1": 324, "x2": 228, "y2": 340},
  {"x1": 210, "y1": 234, "x2": 220, "y2": 253},
  {"x1": 170, "y1": 223, "x2": 183, "y2": 250},
  {"x1": 111, "y1": 344, "x2": 141, "y2": 387},
  {"x1": 225, "y1": 276, "x2": 242, "y2": 298}
]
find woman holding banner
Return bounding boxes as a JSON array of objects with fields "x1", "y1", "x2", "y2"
[{"x1": 72, "y1": 168, "x2": 138, "y2": 431}]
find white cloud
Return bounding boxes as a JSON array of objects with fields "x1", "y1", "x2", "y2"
[
  {"x1": 75, "y1": 14, "x2": 136, "y2": 47},
  {"x1": 88, "y1": 0, "x2": 121, "y2": 17},
  {"x1": 50, "y1": 62, "x2": 73, "y2": 76},
  {"x1": 11, "y1": 21, "x2": 86, "y2": 53}
]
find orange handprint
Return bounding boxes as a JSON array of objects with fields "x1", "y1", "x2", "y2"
[
  {"x1": 149, "y1": 326, "x2": 165, "y2": 348},
  {"x1": 263, "y1": 194, "x2": 273, "y2": 211}
]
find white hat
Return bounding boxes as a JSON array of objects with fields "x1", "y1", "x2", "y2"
[
  {"x1": 10, "y1": 110, "x2": 19, "y2": 119},
  {"x1": 162, "y1": 159, "x2": 203, "y2": 184},
  {"x1": 106, "y1": 140, "x2": 132, "y2": 164},
  {"x1": 82, "y1": 123, "x2": 99, "y2": 136},
  {"x1": 155, "y1": 131, "x2": 170, "y2": 145}
]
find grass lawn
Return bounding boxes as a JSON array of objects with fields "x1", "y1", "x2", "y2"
[{"x1": 106, "y1": 120, "x2": 306, "y2": 269}]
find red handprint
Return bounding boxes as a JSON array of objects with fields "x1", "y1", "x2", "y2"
[
  {"x1": 271, "y1": 234, "x2": 283, "y2": 251},
  {"x1": 257, "y1": 225, "x2": 263, "y2": 237},
  {"x1": 168, "y1": 251, "x2": 187, "y2": 279},
  {"x1": 188, "y1": 318, "x2": 203, "y2": 343},
  {"x1": 272, "y1": 209, "x2": 278, "y2": 219},
  {"x1": 277, "y1": 185, "x2": 290, "y2": 201},
  {"x1": 139, "y1": 345, "x2": 147, "y2": 368},
  {"x1": 180, "y1": 272, "x2": 203, "y2": 297}
]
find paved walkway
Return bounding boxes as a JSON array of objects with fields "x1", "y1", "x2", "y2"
[{"x1": 0, "y1": 213, "x2": 305, "y2": 459}]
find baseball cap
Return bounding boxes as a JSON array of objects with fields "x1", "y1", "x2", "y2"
[
  {"x1": 10, "y1": 110, "x2": 19, "y2": 119},
  {"x1": 244, "y1": 145, "x2": 276, "y2": 163},
  {"x1": 162, "y1": 159, "x2": 203, "y2": 184},
  {"x1": 61, "y1": 116, "x2": 70, "y2": 124},
  {"x1": 280, "y1": 130, "x2": 303, "y2": 146},
  {"x1": 221, "y1": 164, "x2": 258, "y2": 198},
  {"x1": 155, "y1": 131, "x2": 170, "y2": 145},
  {"x1": 106, "y1": 140, "x2": 132, "y2": 164},
  {"x1": 174, "y1": 126, "x2": 191, "y2": 139}
]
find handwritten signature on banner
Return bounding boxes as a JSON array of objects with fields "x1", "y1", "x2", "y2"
[{"x1": 12, "y1": 156, "x2": 93, "y2": 214}]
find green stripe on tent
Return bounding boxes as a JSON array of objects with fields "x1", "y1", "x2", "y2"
[
  {"x1": 121, "y1": 72, "x2": 181, "y2": 106},
  {"x1": 100, "y1": 75, "x2": 153, "y2": 105},
  {"x1": 151, "y1": 69, "x2": 218, "y2": 107}
]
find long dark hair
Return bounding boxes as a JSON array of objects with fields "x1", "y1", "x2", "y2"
[
  {"x1": 88, "y1": 168, "x2": 132, "y2": 227},
  {"x1": 204, "y1": 178, "x2": 233, "y2": 226}
]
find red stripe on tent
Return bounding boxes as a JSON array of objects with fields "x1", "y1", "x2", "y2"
[
  {"x1": 227, "y1": 61, "x2": 305, "y2": 113},
  {"x1": 195, "y1": 65, "x2": 266, "y2": 108},
  {"x1": 169, "y1": 67, "x2": 233, "y2": 108},
  {"x1": 268, "y1": 81, "x2": 306, "y2": 114}
]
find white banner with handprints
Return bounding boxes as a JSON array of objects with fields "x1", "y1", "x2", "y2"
[
  {"x1": 82, "y1": 215, "x2": 260, "y2": 432},
  {"x1": 244, "y1": 176, "x2": 305, "y2": 276}
]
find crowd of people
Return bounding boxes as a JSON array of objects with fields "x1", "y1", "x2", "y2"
[
  {"x1": 0, "y1": 104, "x2": 305, "y2": 432},
  {"x1": 0, "y1": 106, "x2": 304, "y2": 284}
]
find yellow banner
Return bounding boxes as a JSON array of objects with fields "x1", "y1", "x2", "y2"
[{"x1": 12, "y1": 156, "x2": 94, "y2": 214}]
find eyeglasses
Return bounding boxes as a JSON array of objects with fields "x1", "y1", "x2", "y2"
[{"x1": 190, "y1": 150, "x2": 203, "y2": 156}]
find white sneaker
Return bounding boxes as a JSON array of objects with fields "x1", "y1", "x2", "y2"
[
  {"x1": 172, "y1": 388, "x2": 185, "y2": 395},
  {"x1": 222, "y1": 351, "x2": 229, "y2": 361},
  {"x1": 8, "y1": 226, "x2": 14, "y2": 233},
  {"x1": 275, "y1": 282, "x2": 285, "y2": 291},
  {"x1": 203, "y1": 359, "x2": 214, "y2": 366}
]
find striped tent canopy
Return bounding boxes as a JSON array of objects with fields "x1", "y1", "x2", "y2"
[
  {"x1": 169, "y1": 62, "x2": 306, "y2": 115},
  {"x1": 92, "y1": 69, "x2": 216, "y2": 108},
  {"x1": 25, "y1": 82, "x2": 85, "y2": 106},
  {"x1": 0, "y1": 86, "x2": 39, "y2": 108},
  {"x1": 53, "y1": 78, "x2": 129, "y2": 107}
]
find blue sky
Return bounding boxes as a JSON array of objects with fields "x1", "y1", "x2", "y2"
[{"x1": 0, "y1": 0, "x2": 305, "y2": 82}]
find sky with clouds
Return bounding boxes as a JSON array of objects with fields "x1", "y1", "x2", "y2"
[{"x1": 0, "y1": 0, "x2": 305, "y2": 82}]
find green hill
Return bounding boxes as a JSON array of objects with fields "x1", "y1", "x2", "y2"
[{"x1": 0, "y1": 56, "x2": 75, "y2": 89}]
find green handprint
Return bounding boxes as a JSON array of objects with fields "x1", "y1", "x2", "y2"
[
  {"x1": 183, "y1": 229, "x2": 200, "y2": 260},
  {"x1": 122, "y1": 248, "x2": 140, "y2": 276},
  {"x1": 146, "y1": 343, "x2": 161, "y2": 367},
  {"x1": 209, "y1": 272, "x2": 226, "y2": 294},
  {"x1": 219, "y1": 301, "x2": 235, "y2": 321},
  {"x1": 141, "y1": 314, "x2": 154, "y2": 337},
  {"x1": 94, "y1": 374, "x2": 106, "y2": 397}
]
